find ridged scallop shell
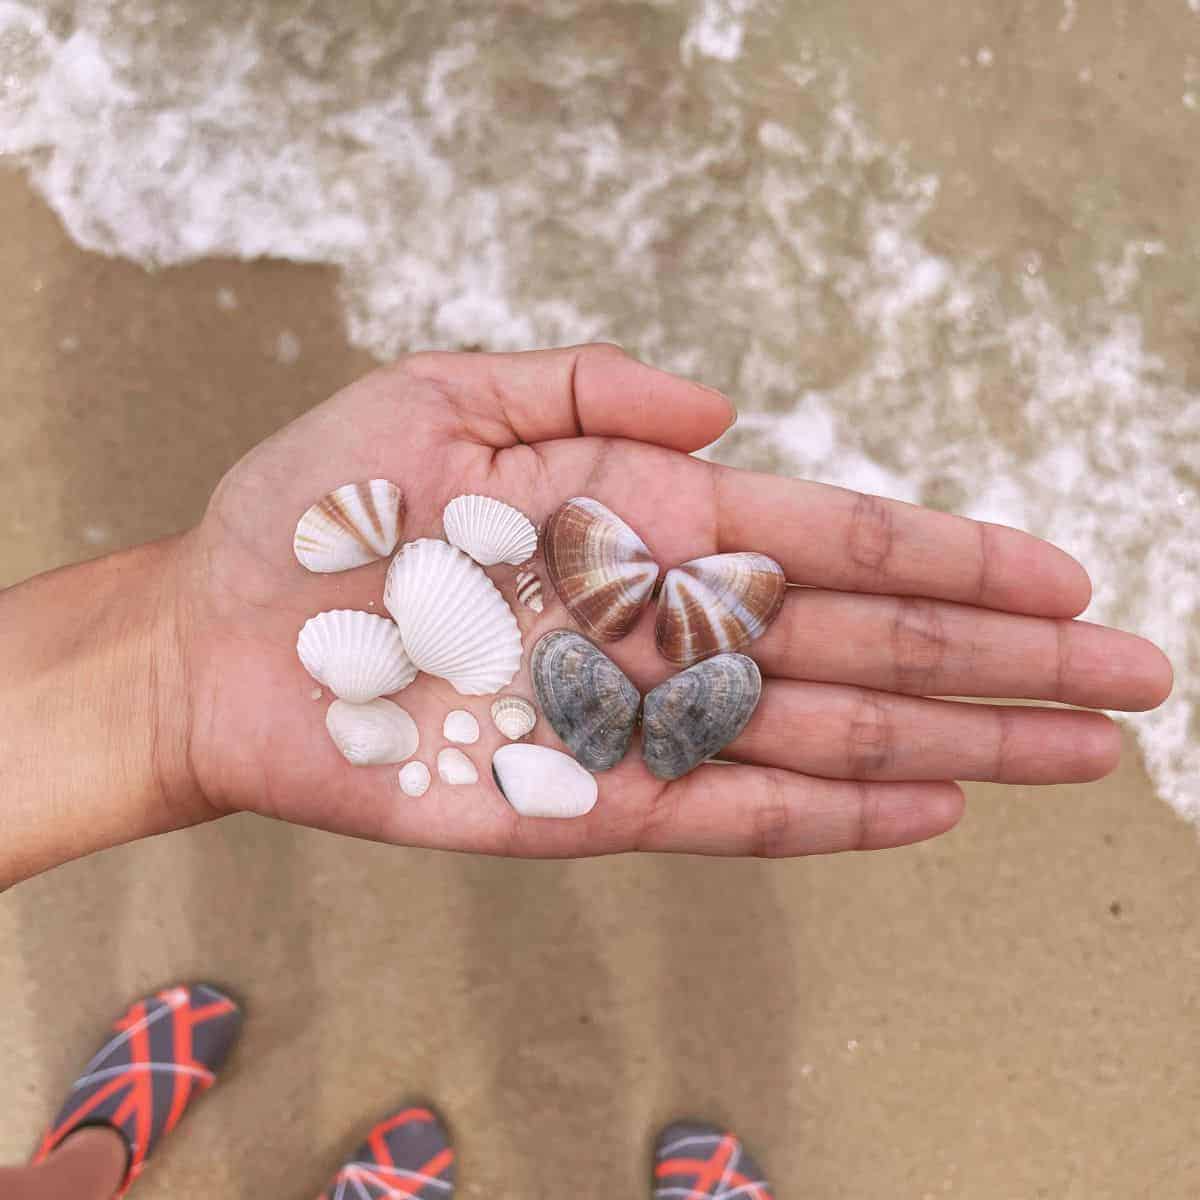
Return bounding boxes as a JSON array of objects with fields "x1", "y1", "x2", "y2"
[
  {"x1": 443, "y1": 494, "x2": 538, "y2": 567},
  {"x1": 297, "y1": 610, "x2": 417, "y2": 703},
  {"x1": 437, "y1": 747, "x2": 479, "y2": 785},
  {"x1": 641, "y1": 653, "x2": 762, "y2": 781},
  {"x1": 514, "y1": 568, "x2": 545, "y2": 614},
  {"x1": 294, "y1": 480, "x2": 404, "y2": 573},
  {"x1": 531, "y1": 630, "x2": 640, "y2": 772},
  {"x1": 326, "y1": 698, "x2": 419, "y2": 766},
  {"x1": 491, "y1": 695, "x2": 537, "y2": 741},
  {"x1": 384, "y1": 539, "x2": 522, "y2": 696},
  {"x1": 398, "y1": 761, "x2": 431, "y2": 796},
  {"x1": 655, "y1": 552, "x2": 787, "y2": 667},
  {"x1": 443, "y1": 709, "x2": 480, "y2": 744},
  {"x1": 543, "y1": 497, "x2": 659, "y2": 642},
  {"x1": 492, "y1": 744, "x2": 599, "y2": 818}
]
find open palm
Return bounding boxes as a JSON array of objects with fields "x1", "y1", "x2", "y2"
[{"x1": 179, "y1": 345, "x2": 1171, "y2": 859}]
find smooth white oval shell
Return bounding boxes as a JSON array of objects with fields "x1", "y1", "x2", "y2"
[
  {"x1": 294, "y1": 480, "x2": 404, "y2": 573},
  {"x1": 384, "y1": 539, "x2": 523, "y2": 696},
  {"x1": 443, "y1": 495, "x2": 538, "y2": 567},
  {"x1": 492, "y1": 744, "x2": 599, "y2": 818},
  {"x1": 297, "y1": 610, "x2": 417, "y2": 703},
  {"x1": 491, "y1": 696, "x2": 537, "y2": 741},
  {"x1": 443, "y1": 709, "x2": 480, "y2": 744},
  {"x1": 437, "y1": 747, "x2": 479, "y2": 785},
  {"x1": 398, "y1": 761, "x2": 431, "y2": 797},
  {"x1": 326, "y1": 698, "x2": 419, "y2": 766}
]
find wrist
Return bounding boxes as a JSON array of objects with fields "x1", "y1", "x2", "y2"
[{"x1": 0, "y1": 536, "x2": 212, "y2": 888}]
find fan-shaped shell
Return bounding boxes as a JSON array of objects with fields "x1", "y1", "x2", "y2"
[
  {"x1": 655, "y1": 552, "x2": 786, "y2": 666},
  {"x1": 531, "y1": 630, "x2": 639, "y2": 772},
  {"x1": 326, "y1": 698, "x2": 419, "y2": 766},
  {"x1": 293, "y1": 480, "x2": 404, "y2": 573},
  {"x1": 491, "y1": 695, "x2": 537, "y2": 741},
  {"x1": 384, "y1": 539, "x2": 522, "y2": 696},
  {"x1": 443, "y1": 494, "x2": 538, "y2": 567},
  {"x1": 641, "y1": 653, "x2": 762, "y2": 781},
  {"x1": 399, "y1": 761, "x2": 432, "y2": 797},
  {"x1": 492, "y1": 744, "x2": 599, "y2": 818},
  {"x1": 514, "y1": 568, "x2": 545, "y2": 614},
  {"x1": 297, "y1": 610, "x2": 417, "y2": 703},
  {"x1": 543, "y1": 497, "x2": 659, "y2": 642}
]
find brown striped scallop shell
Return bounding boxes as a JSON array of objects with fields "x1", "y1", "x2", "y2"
[
  {"x1": 543, "y1": 498, "x2": 659, "y2": 642},
  {"x1": 293, "y1": 480, "x2": 405, "y2": 573},
  {"x1": 655, "y1": 552, "x2": 786, "y2": 666}
]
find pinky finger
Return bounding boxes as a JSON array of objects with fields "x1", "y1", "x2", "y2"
[{"x1": 634, "y1": 765, "x2": 965, "y2": 857}]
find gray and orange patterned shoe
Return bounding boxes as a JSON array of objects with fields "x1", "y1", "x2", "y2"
[
  {"x1": 653, "y1": 1120, "x2": 774, "y2": 1200},
  {"x1": 317, "y1": 1106, "x2": 455, "y2": 1200},
  {"x1": 30, "y1": 983, "x2": 241, "y2": 1197}
]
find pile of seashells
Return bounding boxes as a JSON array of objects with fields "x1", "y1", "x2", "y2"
[{"x1": 293, "y1": 484, "x2": 786, "y2": 820}]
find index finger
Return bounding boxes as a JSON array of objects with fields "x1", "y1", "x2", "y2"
[{"x1": 713, "y1": 466, "x2": 1092, "y2": 618}]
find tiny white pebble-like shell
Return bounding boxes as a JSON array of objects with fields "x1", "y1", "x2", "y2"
[
  {"x1": 297, "y1": 610, "x2": 417, "y2": 703},
  {"x1": 514, "y1": 568, "x2": 545, "y2": 613},
  {"x1": 326, "y1": 698, "x2": 419, "y2": 766},
  {"x1": 443, "y1": 709, "x2": 480, "y2": 744},
  {"x1": 443, "y1": 495, "x2": 538, "y2": 567},
  {"x1": 492, "y1": 744, "x2": 598, "y2": 818},
  {"x1": 490, "y1": 696, "x2": 537, "y2": 741},
  {"x1": 293, "y1": 480, "x2": 404, "y2": 573},
  {"x1": 399, "y1": 761, "x2": 432, "y2": 796},
  {"x1": 384, "y1": 539, "x2": 522, "y2": 696},
  {"x1": 437, "y1": 747, "x2": 478, "y2": 785}
]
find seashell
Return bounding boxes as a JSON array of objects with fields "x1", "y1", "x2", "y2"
[
  {"x1": 492, "y1": 744, "x2": 599, "y2": 819},
  {"x1": 641, "y1": 653, "x2": 762, "y2": 781},
  {"x1": 326, "y1": 698, "x2": 419, "y2": 766},
  {"x1": 437, "y1": 747, "x2": 478, "y2": 785},
  {"x1": 655, "y1": 552, "x2": 787, "y2": 667},
  {"x1": 294, "y1": 480, "x2": 404, "y2": 573},
  {"x1": 443, "y1": 709, "x2": 480, "y2": 744},
  {"x1": 297, "y1": 610, "x2": 417, "y2": 703},
  {"x1": 531, "y1": 630, "x2": 640, "y2": 772},
  {"x1": 384, "y1": 539, "x2": 522, "y2": 695},
  {"x1": 399, "y1": 761, "x2": 431, "y2": 797},
  {"x1": 514, "y1": 568, "x2": 545, "y2": 614},
  {"x1": 543, "y1": 497, "x2": 659, "y2": 642},
  {"x1": 443, "y1": 494, "x2": 538, "y2": 567},
  {"x1": 491, "y1": 695, "x2": 537, "y2": 741}
]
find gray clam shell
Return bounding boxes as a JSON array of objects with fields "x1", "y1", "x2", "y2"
[
  {"x1": 531, "y1": 630, "x2": 640, "y2": 772},
  {"x1": 641, "y1": 653, "x2": 762, "y2": 781}
]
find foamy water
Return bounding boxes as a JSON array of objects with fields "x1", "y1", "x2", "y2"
[{"x1": 1, "y1": 1, "x2": 1196, "y2": 823}]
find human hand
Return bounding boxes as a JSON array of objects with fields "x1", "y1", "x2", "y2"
[{"x1": 171, "y1": 344, "x2": 1171, "y2": 859}]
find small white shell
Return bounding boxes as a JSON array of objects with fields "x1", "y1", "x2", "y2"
[
  {"x1": 297, "y1": 610, "x2": 417, "y2": 703},
  {"x1": 514, "y1": 568, "x2": 544, "y2": 613},
  {"x1": 384, "y1": 539, "x2": 522, "y2": 696},
  {"x1": 326, "y1": 698, "x2": 419, "y2": 766},
  {"x1": 443, "y1": 495, "x2": 538, "y2": 567},
  {"x1": 399, "y1": 761, "x2": 431, "y2": 797},
  {"x1": 437, "y1": 747, "x2": 479, "y2": 785},
  {"x1": 294, "y1": 480, "x2": 404, "y2": 573},
  {"x1": 491, "y1": 696, "x2": 537, "y2": 741},
  {"x1": 492, "y1": 744, "x2": 598, "y2": 818},
  {"x1": 443, "y1": 710, "x2": 480, "y2": 744}
]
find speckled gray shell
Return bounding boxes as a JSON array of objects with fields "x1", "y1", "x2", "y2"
[
  {"x1": 531, "y1": 630, "x2": 640, "y2": 772},
  {"x1": 641, "y1": 653, "x2": 762, "y2": 781}
]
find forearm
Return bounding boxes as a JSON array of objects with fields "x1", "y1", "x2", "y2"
[{"x1": 0, "y1": 538, "x2": 207, "y2": 890}]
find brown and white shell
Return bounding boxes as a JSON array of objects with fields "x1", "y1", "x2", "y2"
[
  {"x1": 293, "y1": 480, "x2": 405, "y2": 573},
  {"x1": 655, "y1": 552, "x2": 786, "y2": 666},
  {"x1": 491, "y1": 695, "x2": 537, "y2": 741},
  {"x1": 543, "y1": 497, "x2": 659, "y2": 642},
  {"x1": 514, "y1": 568, "x2": 544, "y2": 614}
]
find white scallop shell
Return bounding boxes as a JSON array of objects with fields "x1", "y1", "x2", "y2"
[
  {"x1": 443, "y1": 495, "x2": 538, "y2": 567},
  {"x1": 326, "y1": 698, "x2": 419, "y2": 766},
  {"x1": 492, "y1": 744, "x2": 598, "y2": 818},
  {"x1": 297, "y1": 610, "x2": 417, "y2": 703},
  {"x1": 443, "y1": 709, "x2": 480, "y2": 744},
  {"x1": 437, "y1": 747, "x2": 479, "y2": 785},
  {"x1": 399, "y1": 761, "x2": 431, "y2": 797},
  {"x1": 384, "y1": 539, "x2": 523, "y2": 696},
  {"x1": 491, "y1": 696, "x2": 537, "y2": 741},
  {"x1": 294, "y1": 480, "x2": 404, "y2": 573}
]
